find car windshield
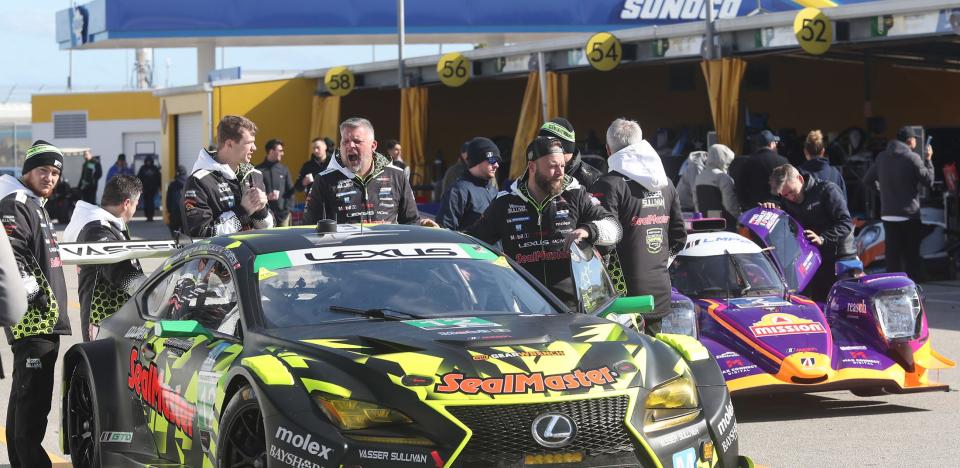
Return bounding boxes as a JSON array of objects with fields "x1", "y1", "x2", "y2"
[
  {"x1": 257, "y1": 255, "x2": 559, "y2": 328},
  {"x1": 669, "y1": 252, "x2": 785, "y2": 298}
]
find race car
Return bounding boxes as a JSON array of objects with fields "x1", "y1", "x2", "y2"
[
  {"x1": 60, "y1": 222, "x2": 750, "y2": 468},
  {"x1": 665, "y1": 208, "x2": 954, "y2": 396}
]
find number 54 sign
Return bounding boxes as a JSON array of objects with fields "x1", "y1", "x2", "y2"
[
  {"x1": 794, "y1": 8, "x2": 833, "y2": 55},
  {"x1": 585, "y1": 32, "x2": 622, "y2": 72}
]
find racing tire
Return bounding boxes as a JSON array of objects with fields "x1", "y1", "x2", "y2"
[
  {"x1": 67, "y1": 366, "x2": 101, "y2": 468},
  {"x1": 217, "y1": 384, "x2": 267, "y2": 468}
]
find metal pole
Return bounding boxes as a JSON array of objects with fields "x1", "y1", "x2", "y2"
[
  {"x1": 705, "y1": 0, "x2": 717, "y2": 60},
  {"x1": 537, "y1": 52, "x2": 548, "y2": 121},
  {"x1": 397, "y1": 0, "x2": 406, "y2": 88},
  {"x1": 12, "y1": 123, "x2": 18, "y2": 167}
]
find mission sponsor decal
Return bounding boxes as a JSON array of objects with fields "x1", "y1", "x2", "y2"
[
  {"x1": 434, "y1": 367, "x2": 618, "y2": 395},
  {"x1": 127, "y1": 348, "x2": 196, "y2": 437},
  {"x1": 749, "y1": 313, "x2": 826, "y2": 337}
]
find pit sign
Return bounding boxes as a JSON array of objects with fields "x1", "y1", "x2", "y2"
[
  {"x1": 324, "y1": 66, "x2": 355, "y2": 96},
  {"x1": 585, "y1": 32, "x2": 622, "y2": 72},
  {"x1": 437, "y1": 52, "x2": 470, "y2": 87},
  {"x1": 794, "y1": 8, "x2": 832, "y2": 55}
]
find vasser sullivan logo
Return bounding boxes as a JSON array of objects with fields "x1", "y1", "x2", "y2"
[
  {"x1": 434, "y1": 367, "x2": 617, "y2": 395},
  {"x1": 127, "y1": 348, "x2": 196, "y2": 437}
]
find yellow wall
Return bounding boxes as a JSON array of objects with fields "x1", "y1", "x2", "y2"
[
  {"x1": 159, "y1": 91, "x2": 210, "y2": 182},
  {"x1": 213, "y1": 78, "x2": 316, "y2": 177},
  {"x1": 32, "y1": 91, "x2": 160, "y2": 123}
]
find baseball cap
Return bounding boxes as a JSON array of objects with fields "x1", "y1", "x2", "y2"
[
  {"x1": 526, "y1": 136, "x2": 565, "y2": 161},
  {"x1": 896, "y1": 126, "x2": 918, "y2": 142},
  {"x1": 756, "y1": 130, "x2": 780, "y2": 146}
]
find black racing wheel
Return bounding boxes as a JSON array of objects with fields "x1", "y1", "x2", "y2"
[
  {"x1": 67, "y1": 366, "x2": 101, "y2": 468},
  {"x1": 217, "y1": 384, "x2": 267, "y2": 468}
]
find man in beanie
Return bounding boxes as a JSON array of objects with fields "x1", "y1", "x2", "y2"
[
  {"x1": 183, "y1": 115, "x2": 274, "y2": 237},
  {"x1": 538, "y1": 117, "x2": 603, "y2": 189},
  {"x1": 862, "y1": 127, "x2": 935, "y2": 281},
  {"x1": 592, "y1": 119, "x2": 686, "y2": 325},
  {"x1": 0, "y1": 140, "x2": 69, "y2": 468},
  {"x1": 468, "y1": 136, "x2": 621, "y2": 308},
  {"x1": 436, "y1": 137, "x2": 501, "y2": 231}
]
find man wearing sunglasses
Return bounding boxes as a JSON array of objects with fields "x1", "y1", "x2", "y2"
[{"x1": 436, "y1": 137, "x2": 501, "y2": 231}]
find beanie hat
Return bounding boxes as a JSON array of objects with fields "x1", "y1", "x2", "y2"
[
  {"x1": 896, "y1": 126, "x2": 917, "y2": 142},
  {"x1": 23, "y1": 140, "x2": 64, "y2": 175},
  {"x1": 466, "y1": 137, "x2": 501, "y2": 168},
  {"x1": 538, "y1": 117, "x2": 576, "y2": 154},
  {"x1": 526, "y1": 136, "x2": 565, "y2": 161}
]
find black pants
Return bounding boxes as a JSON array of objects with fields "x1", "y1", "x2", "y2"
[
  {"x1": 884, "y1": 219, "x2": 924, "y2": 282},
  {"x1": 6, "y1": 334, "x2": 60, "y2": 468},
  {"x1": 143, "y1": 190, "x2": 157, "y2": 221}
]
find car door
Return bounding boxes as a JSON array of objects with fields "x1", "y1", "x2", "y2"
[{"x1": 135, "y1": 256, "x2": 244, "y2": 465}]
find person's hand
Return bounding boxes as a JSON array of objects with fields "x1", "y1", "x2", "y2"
[
  {"x1": 268, "y1": 189, "x2": 280, "y2": 201},
  {"x1": 303, "y1": 173, "x2": 314, "y2": 187},
  {"x1": 804, "y1": 230, "x2": 823, "y2": 246},
  {"x1": 241, "y1": 187, "x2": 267, "y2": 213},
  {"x1": 418, "y1": 218, "x2": 439, "y2": 228},
  {"x1": 564, "y1": 228, "x2": 590, "y2": 249},
  {"x1": 926, "y1": 144, "x2": 934, "y2": 161},
  {"x1": 759, "y1": 202, "x2": 779, "y2": 210}
]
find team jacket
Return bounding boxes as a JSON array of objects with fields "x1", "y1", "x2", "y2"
[
  {"x1": 183, "y1": 148, "x2": 274, "y2": 238},
  {"x1": 303, "y1": 153, "x2": 419, "y2": 225},
  {"x1": 64, "y1": 201, "x2": 145, "y2": 341},
  {"x1": 592, "y1": 143, "x2": 687, "y2": 318},
  {"x1": 0, "y1": 175, "x2": 69, "y2": 340},
  {"x1": 567, "y1": 153, "x2": 602, "y2": 189},
  {"x1": 468, "y1": 174, "x2": 621, "y2": 308},
  {"x1": 435, "y1": 172, "x2": 498, "y2": 231}
]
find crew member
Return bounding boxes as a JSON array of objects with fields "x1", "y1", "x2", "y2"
[
  {"x1": 64, "y1": 175, "x2": 146, "y2": 341},
  {"x1": 764, "y1": 164, "x2": 853, "y2": 301},
  {"x1": 468, "y1": 136, "x2": 621, "y2": 308},
  {"x1": 303, "y1": 117, "x2": 436, "y2": 226},
  {"x1": 296, "y1": 137, "x2": 332, "y2": 193},
  {"x1": 183, "y1": 115, "x2": 274, "y2": 237},
  {"x1": 538, "y1": 117, "x2": 602, "y2": 189},
  {"x1": 256, "y1": 138, "x2": 296, "y2": 226},
  {"x1": 436, "y1": 137, "x2": 500, "y2": 231},
  {"x1": 0, "y1": 140, "x2": 69, "y2": 468}
]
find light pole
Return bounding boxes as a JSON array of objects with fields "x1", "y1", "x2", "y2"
[{"x1": 397, "y1": 0, "x2": 406, "y2": 88}]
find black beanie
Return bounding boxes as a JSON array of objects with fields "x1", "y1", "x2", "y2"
[
  {"x1": 466, "y1": 137, "x2": 501, "y2": 167},
  {"x1": 538, "y1": 117, "x2": 576, "y2": 154},
  {"x1": 23, "y1": 140, "x2": 64, "y2": 175},
  {"x1": 526, "y1": 136, "x2": 565, "y2": 161}
]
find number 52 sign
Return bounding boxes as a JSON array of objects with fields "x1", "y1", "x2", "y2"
[{"x1": 794, "y1": 8, "x2": 833, "y2": 55}]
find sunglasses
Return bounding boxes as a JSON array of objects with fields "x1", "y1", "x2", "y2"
[{"x1": 486, "y1": 156, "x2": 501, "y2": 165}]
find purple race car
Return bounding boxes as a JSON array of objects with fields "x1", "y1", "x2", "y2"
[{"x1": 663, "y1": 208, "x2": 954, "y2": 396}]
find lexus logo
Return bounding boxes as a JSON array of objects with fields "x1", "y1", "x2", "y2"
[{"x1": 531, "y1": 413, "x2": 576, "y2": 448}]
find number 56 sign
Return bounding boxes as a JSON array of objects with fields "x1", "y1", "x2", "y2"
[
  {"x1": 794, "y1": 8, "x2": 833, "y2": 55},
  {"x1": 437, "y1": 52, "x2": 470, "y2": 87}
]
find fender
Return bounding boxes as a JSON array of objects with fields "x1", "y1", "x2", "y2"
[{"x1": 61, "y1": 339, "x2": 122, "y2": 454}]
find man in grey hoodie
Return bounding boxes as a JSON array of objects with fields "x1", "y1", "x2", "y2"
[
  {"x1": 862, "y1": 127, "x2": 935, "y2": 281},
  {"x1": 695, "y1": 144, "x2": 740, "y2": 230},
  {"x1": 592, "y1": 119, "x2": 686, "y2": 322}
]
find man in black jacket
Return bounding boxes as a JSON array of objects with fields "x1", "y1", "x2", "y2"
[
  {"x1": 183, "y1": 115, "x2": 273, "y2": 237},
  {"x1": 165, "y1": 165, "x2": 187, "y2": 237},
  {"x1": 64, "y1": 175, "x2": 145, "y2": 341},
  {"x1": 303, "y1": 117, "x2": 436, "y2": 226},
  {"x1": 468, "y1": 136, "x2": 621, "y2": 309},
  {"x1": 136, "y1": 156, "x2": 162, "y2": 221},
  {"x1": 77, "y1": 149, "x2": 102, "y2": 203},
  {"x1": 0, "y1": 140, "x2": 69, "y2": 468},
  {"x1": 256, "y1": 138, "x2": 296, "y2": 226},
  {"x1": 736, "y1": 130, "x2": 788, "y2": 210},
  {"x1": 436, "y1": 137, "x2": 500, "y2": 231},
  {"x1": 592, "y1": 119, "x2": 686, "y2": 320},
  {"x1": 538, "y1": 117, "x2": 602, "y2": 189},
  {"x1": 862, "y1": 127, "x2": 935, "y2": 281},
  {"x1": 296, "y1": 136, "x2": 332, "y2": 193},
  {"x1": 764, "y1": 164, "x2": 853, "y2": 301}
]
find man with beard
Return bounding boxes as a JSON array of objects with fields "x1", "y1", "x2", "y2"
[
  {"x1": 468, "y1": 136, "x2": 621, "y2": 308},
  {"x1": 592, "y1": 119, "x2": 686, "y2": 324},
  {"x1": 303, "y1": 117, "x2": 437, "y2": 226},
  {"x1": 0, "y1": 140, "x2": 69, "y2": 468},
  {"x1": 436, "y1": 137, "x2": 500, "y2": 231},
  {"x1": 183, "y1": 115, "x2": 273, "y2": 237},
  {"x1": 538, "y1": 117, "x2": 602, "y2": 189}
]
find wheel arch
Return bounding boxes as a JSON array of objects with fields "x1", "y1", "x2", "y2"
[{"x1": 60, "y1": 339, "x2": 120, "y2": 454}]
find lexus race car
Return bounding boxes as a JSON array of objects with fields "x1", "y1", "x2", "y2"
[
  {"x1": 60, "y1": 223, "x2": 750, "y2": 467},
  {"x1": 665, "y1": 208, "x2": 954, "y2": 396}
]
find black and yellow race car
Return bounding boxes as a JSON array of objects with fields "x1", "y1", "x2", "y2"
[{"x1": 60, "y1": 223, "x2": 751, "y2": 467}]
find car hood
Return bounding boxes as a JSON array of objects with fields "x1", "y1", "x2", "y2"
[{"x1": 260, "y1": 314, "x2": 686, "y2": 402}]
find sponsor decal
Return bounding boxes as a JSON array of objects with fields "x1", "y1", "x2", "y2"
[
  {"x1": 555, "y1": 209, "x2": 569, "y2": 220},
  {"x1": 269, "y1": 444, "x2": 324, "y2": 468},
  {"x1": 531, "y1": 413, "x2": 576, "y2": 448},
  {"x1": 800, "y1": 357, "x2": 816, "y2": 367},
  {"x1": 288, "y1": 243, "x2": 466, "y2": 265},
  {"x1": 184, "y1": 190, "x2": 197, "y2": 198},
  {"x1": 405, "y1": 317, "x2": 500, "y2": 330},
  {"x1": 747, "y1": 210, "x2": 780, "y2": 231},
  {"x1": 59, "y1": 241, "x2": 179, "y2": 259},
  {"x1": 124, "y1": 325, "x2": 150, "y2": 341},
  {"x1": 335, "y1": 190, "x2": 357, "y2": 197},
  {"x1": 100, "y1": 432, "x2": 133, "y2": 443},
  {"x1": 620, "y1": 0, "x2": 743, "y2": 21},
  {"x1": 436, "y1": 328, "x2": 511, "y2": 337},
  {"x1": 846, "y1": 302, "x2": 867, "y2": 317},
  {"x1": 359, "y1": 449, "x2": 429, "y2": 464},
  {"x1": 645, "y1": 227, "x2": 664, "y2": 253},
  {"x1": 515, "y1": 250, "x2": 570, "y2": 264},
  {"x1": 717, "y1": 401, "x2": 735, "y2": 436},
  {"x1": 798, "y1": 251, "x2": 816, "y2": 276},
  {"x1": 724, "y1": 358, "x2": 745, "y2": 369},
  {"x1": 672, "y1": 447, "x2": 696, "y2": 468},
  {"x1": 721, "y1": 363, "x2": 757, "y2": 377},
  {"x1": 642, "y1": 191, "x2": 665, "y2": 209},
  {"x1": 127, "y1": 348, "x2": 196, "y2": 437},
  {"x1": 720, "y1": 420, "x2": 738, "y2": 452},
  {"x1": 472, "y1": 350, "x2": 565, "y2": 361},
  {"x1": 507, "y1": 204, "x2": 527, "y2": 214},
  {"x1": 839, "y1": 345, "x2": 867, "y2": 351},
  {"x1": 508, "y1": 216, "x2": 531, "y2": 224},
  {"x1": 631, "y1": 214, "x2": 669, "y2": 226},
  {"x1": 274, "y1": 425, "x2": 332, "y2": 460},
  {"x1": 717, "y1": 351, "x2": 738, "y2": 359},
  {"x1": 728, "y1": 297, "x2": 793, "y2": 309},
  {"x1": 658, "y1": 425, "x2": 699, "y2": 447},
  {"x1": 748, "y1": 313, "x2": 826, "y2": 337},
  {"x1": 434, "y1": 367, "x2": 618, "y2": 395},
  {"x1": 26, "y1": 358, "x2": 41, "y2": 369}
]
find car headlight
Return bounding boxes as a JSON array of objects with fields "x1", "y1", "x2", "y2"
[
  {"x1": 313, "y1": 394, "x2": 412, "y2": 430},
  {"x1": 661, "y1": 300, "x2": 697, "y2": 337},
  {"x1": 873, "y1": 288, "x2": 921, "y2": 339},
  {"x1": 643, "y1": 369, "x2": 700, "y2": 433}
]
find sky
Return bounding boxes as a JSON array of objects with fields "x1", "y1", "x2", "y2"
[{"x1": 0, "y1": 0, "x2": 471, "y2": 103}]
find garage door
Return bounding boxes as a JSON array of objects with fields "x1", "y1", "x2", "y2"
[{"x1": 176, "y1": 112, "x2": 204, "y2": 174}]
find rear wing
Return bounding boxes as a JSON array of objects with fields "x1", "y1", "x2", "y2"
[{"x1": 59, "y1": 239, "x2": 185, "y2": 265}]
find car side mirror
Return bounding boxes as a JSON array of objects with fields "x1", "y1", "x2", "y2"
[
  {"x1": 597, "y1": 295, "x2": 655, "y2": 317},
  {"x1": 155, "y1": 320, "x2": 213, "y2": 339}
]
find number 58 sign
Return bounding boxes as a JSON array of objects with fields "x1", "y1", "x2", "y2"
[
  {"x1": 794, "y1": 8, "x2": 832, "y2": 55},
  {"x1": 324, "y1": 66, "x2": 355, "y2": 96}
]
